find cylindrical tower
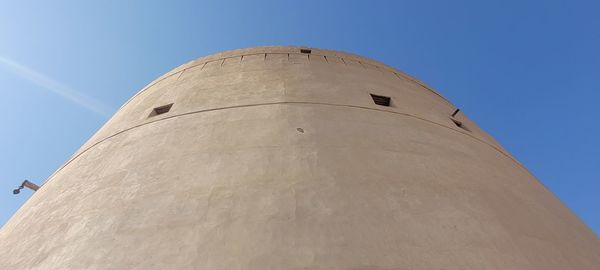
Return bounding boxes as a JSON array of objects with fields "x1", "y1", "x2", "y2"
[{"x1": 1, "y1": 46, "x2": 598, "y2": 269}]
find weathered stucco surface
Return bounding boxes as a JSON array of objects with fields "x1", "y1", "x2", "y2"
[{"x1": 1, "y1": 46, "x2": 598, "y2": 269}]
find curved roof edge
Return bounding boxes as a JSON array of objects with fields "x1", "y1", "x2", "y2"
[{"x1": 124, "y1": 46, "x2": 454, "y2": 112}]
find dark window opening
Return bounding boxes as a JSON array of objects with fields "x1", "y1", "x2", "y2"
[
  {"x1": 149, "y1": 103, "x2": 173, "y2": 117},
  {"x1": 300, "y1": 49, "x2": 312, "y2": 54},
  {"x1": 370, "y1": 94, "x2": 391, "y2": 107},
  {"x1": 451, "y1": 118, "x2": 469, "y2": 131}
]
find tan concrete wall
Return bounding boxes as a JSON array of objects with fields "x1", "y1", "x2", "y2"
[{"x1": 1, "y1": 46, "x2": 598, "y2": 269}]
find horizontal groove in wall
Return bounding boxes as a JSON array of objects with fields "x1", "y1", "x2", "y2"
[{"x1": 41, "y1": 101, "x2": 519, "y2": 192}]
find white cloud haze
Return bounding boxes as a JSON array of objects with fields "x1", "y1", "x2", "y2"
[{"x1": 0, "y1": 55, "x2": 112, "y2": 117}]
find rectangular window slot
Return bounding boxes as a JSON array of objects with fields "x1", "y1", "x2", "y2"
[
  {"x1": 370, "y1": 94, "x2": 391, "y2": 107},
  {"x1": 149, "y1": 103, "x2": 173, "y2": 117},
  {"x1": 300, "y1": 49, "x2": 312, "y2": 54}
]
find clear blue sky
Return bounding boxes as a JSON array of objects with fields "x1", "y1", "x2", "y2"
[{"x1": 1, "y1": 1, "x2": 598, "y2": 235}]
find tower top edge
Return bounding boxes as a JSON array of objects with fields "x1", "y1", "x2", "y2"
[
  {"x1": 145, "y1": 46, "x2": 446, "y2": 102},
  {"x1": 125, "y1": 46, "x2": 452, "y2": 113},
  {"x1": 183, "y1": 45, "x2": 396, "y2": 71}
]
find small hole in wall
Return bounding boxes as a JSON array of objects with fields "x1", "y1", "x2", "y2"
[
  {"x1": 370, "y1": 94, "x2": 391, "y2": 107},
  {"x1": 300, "y1": 49, "x2": 312, "y2": 54},
  {"x1": 148, "y1": 103, "x2": 173, "y2": 118},
  {"x1": 297, "y1": 128, "x2": 304, "y2": 133},
  {"x1": 451, "y1": 118, "x2": 469, "y2": 131}
]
